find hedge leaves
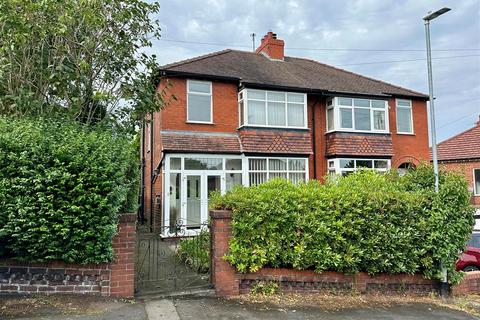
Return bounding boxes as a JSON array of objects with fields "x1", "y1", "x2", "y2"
[
  {"x1": 0, "y1": 117, "x2": 138, "y2": 263},
  {"x1": 211, "y1": 167, "x2": 475, "y2": 283}
]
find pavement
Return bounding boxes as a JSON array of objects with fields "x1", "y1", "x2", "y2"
[{"x1": 3, "y1": 296, "x2": 479, "y2": 320}]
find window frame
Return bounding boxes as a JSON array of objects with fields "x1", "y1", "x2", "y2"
[
  {"x1": 186, "y1": 79, "x2": 213, "y2": 124},
  {"x1": 396, "y1": 99, "x2": 414, "y2": 134},
  {"x1": 328, "y1": 158, "x2": 391, "y2": 176},
  {"x1": 247, "y1": 156, "x2": 309, "y2": 185},
  {"x1": 326, "y1": 97, "x2": 390, "y2": 134},
  {"x1": 239, "y1": 88, "x2": 308, "y2": 129},
  {"x1": 474, "y1": 168, "x2": 480, "y2": 196}
]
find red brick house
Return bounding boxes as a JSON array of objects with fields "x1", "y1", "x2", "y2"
[
  {"x1": 436, "y1": 116, "x2": 480, "y2": 208},
  {"x1": 141, "y1": 32, "x2": 430, "y2": 233}
]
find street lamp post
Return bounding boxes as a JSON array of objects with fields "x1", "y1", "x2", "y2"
[{"x1": 423, "y1": 6, "x2": 451, "y2": 296}]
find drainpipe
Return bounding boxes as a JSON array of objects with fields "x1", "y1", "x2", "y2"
[
  {"x1": 139, "y1": 119, "x2": 146, "y2": 223},
  {"x1": 149, "y1": 113, "x2": 154, "y2": 232}
]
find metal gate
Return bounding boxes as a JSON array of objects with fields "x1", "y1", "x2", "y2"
[{"x1": 135, "y1": 221, "x2": 211, "y2": 296}]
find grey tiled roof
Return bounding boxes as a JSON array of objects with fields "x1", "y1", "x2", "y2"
[{"x1": 160, "y1": 49, "x2": 428, "y2": 99}]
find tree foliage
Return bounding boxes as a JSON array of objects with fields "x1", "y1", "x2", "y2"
[
  {"x1": 210, "y1": 166, "x2": 475, "y2": 284},
  {"x1": 0, "y1": 116, "x2": 138, "y2": 263},
  {"x1": 0, "y1": 0, "x2": 168, "y2": 130}
]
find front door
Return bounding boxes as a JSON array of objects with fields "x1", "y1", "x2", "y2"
[{"x1": 183, "y1": 173, "x2": 223, "y2": 232}]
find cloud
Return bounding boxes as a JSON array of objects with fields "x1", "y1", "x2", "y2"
[{"x1": 151, "y1": 0, "x2": 480, "y2": 141}]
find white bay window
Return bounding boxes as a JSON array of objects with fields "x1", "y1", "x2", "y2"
[
  {"x1": 239, "y1": 89, "x2": 307, "y2": 128},
  {"x1": 328, "y1": 158, "x2": 390, "y2": 176},
  {"x1": 326, "y1": 97, "x2": 389, "y2": 133}
]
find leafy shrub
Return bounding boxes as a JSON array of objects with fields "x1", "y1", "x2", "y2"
[
  {"x1": 210, "y1": 166, "x2": 474, "y2": 284},
  {"x1": 0, "y1": 116, "x2": 138, "y2": 263},
  {"x1": 177, "y1": 230, "x2": 210, "y2": 273}
]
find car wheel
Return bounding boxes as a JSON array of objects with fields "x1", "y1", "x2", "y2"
[{"x1": 463, "y1": 266, "x2": 480, "y2": 272}]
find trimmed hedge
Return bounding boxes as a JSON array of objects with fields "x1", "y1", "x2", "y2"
[
  {"x1": 210, "y1": 166, "x2": 475, "y2": 283},
  {"x1": 0, "y1": 116, "x2": 138, "y2": 263}
]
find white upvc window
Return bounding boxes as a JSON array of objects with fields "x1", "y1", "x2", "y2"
[
  {"x1": 474, "y1": 168, "x2": 480, "y2": 196},
  {"x1": 239, "y1": 89, "x2": 307, "y2": 129},
  {"x1": 328, "y1": 158, "x2": 390, "y2": 176},
  {"x1": 248, "y1": 157, "x2": 308, "y2": 185},
  {"x1": 326, "y1": 97, "x2": 389, "y2": 133},
  {"x1": 187, "y1": 80, "x2": 212, "y2": 123},
  {"x1": 396, "y1": 99, "x2": 414, "y2": 134}
]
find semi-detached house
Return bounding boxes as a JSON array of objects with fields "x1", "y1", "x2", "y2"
[{"x1": 141, "y1": 32, "x2": 430, "y2": 233}]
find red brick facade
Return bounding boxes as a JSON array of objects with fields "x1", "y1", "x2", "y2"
[
  {"x1": 141, "y1": 77, "x2": 430, "y2": 228},
  {"x1": 209, "y1": 210, "x2": 439, "y2": 297},
  {"x1": 440, "y1": 160, "x2": 480, "y2": 206},
  {"x1": 0, "y1": 214, "x2": 136, "y2": 298},
  {"x1": 140, "y1": 33, "x2": 431, "y2": 229}
]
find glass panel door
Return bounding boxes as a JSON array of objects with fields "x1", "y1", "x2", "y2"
[
  {"x1": 207, "y1": 175, "x2": 221, "y2": 213},
  {"x1": 186, "y1": 175, "x2": 202, "y2": 228}
]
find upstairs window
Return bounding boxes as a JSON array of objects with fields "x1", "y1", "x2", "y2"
[
  {"x1": 396, "y1": 100, "x2": 413, "y2": 134},
  {"x1": 239, "y1": 89, "x2": 307, "y2": 128},
  {"x1": 326, "y1": 97, "x2": 389, "y2": 133},
  {"x1": 187, "y1": 80, "x2": 212, "y2": 123}
]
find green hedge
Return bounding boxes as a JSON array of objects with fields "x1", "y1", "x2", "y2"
[
  {"x1": 210, "y1": 166, "x2": 475, "y2": 283},
  {"x1": 0, "y1": 116, "x2": 138, "y2": 263}
]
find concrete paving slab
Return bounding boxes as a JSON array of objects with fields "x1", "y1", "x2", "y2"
[
  {"x1": 173, "y1": 297, "x2": 479, "y2": 320},
  {"x1": 145, "y1": 299, "x2": 180, "y2": 320}
]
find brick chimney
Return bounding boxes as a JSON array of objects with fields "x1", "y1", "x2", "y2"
[
  {"x1": 477, "y1": 115, "x2": 480, "y2": 126},
  {"x1": 255, "y1": 32, "x2": 285, "y2": 61}
]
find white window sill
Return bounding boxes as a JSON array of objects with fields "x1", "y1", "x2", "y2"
[
  {"x1": 240, "y1": 124, "x2": 309, "y2": 130},
  {"x1": 186, "y1": 121, "x2": 214, "y2": 125},
  {"x1": 397, "y1": 132, "x2": 415, "y2": 135},
  {"x1": 325, "y1": 129, "x2": 390, "y2": 134}
]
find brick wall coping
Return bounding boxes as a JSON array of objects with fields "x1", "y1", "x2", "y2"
[
  {"x1": 210, "y1": 210, "x2": 233, "y2": 219},
  {"x1": 118, "y1": 212, "x2": 137, "y2": 223},
  {"x1": 0, "y1": 258, "x2": 109, "y2": 270}
]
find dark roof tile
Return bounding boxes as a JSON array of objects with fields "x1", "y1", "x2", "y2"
[{"x1": 160, "y1": 49, "x2": 428, "y2": 99}]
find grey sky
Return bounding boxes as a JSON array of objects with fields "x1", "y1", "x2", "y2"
[{"x1": 151, "y1": 0, "x2": 480, "y2": 142}]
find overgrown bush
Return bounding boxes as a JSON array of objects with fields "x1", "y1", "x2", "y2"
[
  {"x1": 210, "y1": 166, "x2": 475, "y2": 284},
  {"x1": 177, "y1": 230, "x2": 210, "y2": 273},
  {"x1": 0, "y1": 116, "x2": 139, "y2": 263}
]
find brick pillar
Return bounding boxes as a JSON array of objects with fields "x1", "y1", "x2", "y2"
[
  {"x1": 109, "y1": 213, "x2": 136, "y2": 298},
  {"x1": 210, "y1": 210, "x2": 239, "y2": 296}
]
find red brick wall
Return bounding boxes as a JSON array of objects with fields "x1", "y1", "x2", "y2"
[
  {"x1": 210, "y1": 209, "x2": 439, "y2": 297},
  {"x1": 452, "y1": 271, "x2": 480, "y2": 295},
  {"x1": 440, "y1": 160, "x2": 480, "y2": 206},
  {"x1": 159, "y1": 77, "x2": 239, "y2": 133},
  {"x1": 0, "y1": 214, "x2": 136, "y2": 298},
  {"x1": 390, "y1": 98, "x2": 430, "y2": 168}
]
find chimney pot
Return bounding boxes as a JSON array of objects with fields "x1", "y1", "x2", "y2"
[{"x1": 255, "y1": 31, "x2": 284, "y2": 60}]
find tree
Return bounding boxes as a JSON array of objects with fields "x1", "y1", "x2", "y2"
[{"x1": 0, "y1": 0, "x2": 169, "y2": 130}]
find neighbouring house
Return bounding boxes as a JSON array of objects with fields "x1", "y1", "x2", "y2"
[
  {"x1": 141, "y1": 31, "x2": 430, "y2": 233},
  {"x1": 435, "y1": 116, "x2": 480, "y2": 229}
]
